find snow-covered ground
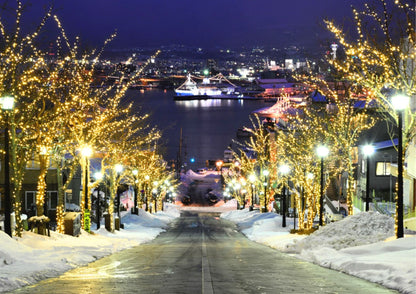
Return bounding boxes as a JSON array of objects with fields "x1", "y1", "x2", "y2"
[
  {"x1": 0, "y1": 204, "x2": 180, "y2": 293},
  {"x1": 1, "y1": 200, "x2": 415, "y2": 293},
  {"x1": 221, "y1": 200, "x2": 416, "y2": 294}
]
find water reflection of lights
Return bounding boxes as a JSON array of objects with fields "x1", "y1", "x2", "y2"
[
  {"x1": 52, "y1": 261, "x2": 141, "y2": 280},
  {"x1": 177, "y1": 99, "x2": 239, "y2": 108}
]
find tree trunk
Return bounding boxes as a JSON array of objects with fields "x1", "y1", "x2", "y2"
[{"x1": 36, "y1": 154, "x2": 48, "y2": 216}]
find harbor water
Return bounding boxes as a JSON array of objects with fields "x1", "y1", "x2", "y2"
[{"x1": 125, "y1": 89, "x2": 267, "y2": 168}]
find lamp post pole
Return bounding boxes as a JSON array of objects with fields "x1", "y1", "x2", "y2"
[
  {"x1": 363, "y1": 145, "x2": 375, "y2": 212},
  {"x1": 145, "y1": 175, "x2": 149, "y2": 211},
  {"x1": 96, "y1": 184, "x2": 100, "y2": 230},
  {"x1": 366, "y1": 156, "x2": 370, "y2": 211},
  {"x1": 262, "y1": 170, "x2": 269, "y2": 213},
  {"x1": 84, "y1": 158, "x2": 89, "y2": 210},
  {"x1": 2, "y1": 96, "x2": 15, "y2": 237},
  {"x1": 250, "y1": 184, "x2": 254, "y2": 211},
  {"x1": 319, "y1": 157, "x2": 324, "y2": 226},
  {"x1": 317, "y1": 146, "x2": 329, "y2": 227},
  {"x1": 4, "y1": 115, "x2": 11, "y2": 236},
  {"x1": 397, "y1": 109, "x2": 404, "y2": 238},
  {"x1": 115, "y1": 164, "x2": 123, "y2": 228},
  {"x1": 94, "y1": 172, "x2": 103, "y2": 230},
  {"x1": 391, "y1": 94, "x2": 409, "y2": 239},
  {"x1": 248, "y1": 174, "x2": 255, "y2": 211},
  {"x1": 282, "y1": 184, "x2": 286, "y2": 227},
  {"x1": 279, "y1": 164, "x2": 290, "y2": 228},
  {"x1": 132, "y1": 169, "x2": 139, "y2": 215}
]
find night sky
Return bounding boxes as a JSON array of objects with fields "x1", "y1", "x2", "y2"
[{"x1": 11, "y1": 0, "x2": 364, "y2": 48}]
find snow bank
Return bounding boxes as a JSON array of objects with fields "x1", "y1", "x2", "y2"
[
  {"x1": 288, "y1": 212, "x2": 395, "y2": 252},
  {"x1": 0, "y1": 204, "x2": 180, "y2": 293},
  {"x1": 222, "y1": 209, "x2": 416, "y2": 294}
]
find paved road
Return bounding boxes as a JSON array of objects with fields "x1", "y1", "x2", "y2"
[{"x1": 11, "y1": 211, "x2": 396, "y2": 294}]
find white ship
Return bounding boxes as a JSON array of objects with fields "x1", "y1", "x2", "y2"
[{"x1": 174, "y1": 73, "x2": 238, "y2": 98}]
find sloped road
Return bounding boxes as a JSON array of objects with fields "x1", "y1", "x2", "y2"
[{"x1": 11, "y1": 211, "x2": 396, "y2": 294}]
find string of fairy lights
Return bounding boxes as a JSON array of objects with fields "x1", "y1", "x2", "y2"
[
  {"x1": 226, "y1": 0, "x2": 414, "y2": 232},
  {"x1": 0, "y1": 2, "x2": 171, "y2": 236}
]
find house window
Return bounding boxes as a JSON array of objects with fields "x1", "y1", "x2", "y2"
[
  {"x1": 376, "y1": 161, "x2": 391, "y2": 176},
  {"x1": 26, "y1": 156, "x2": 41, "y2": 169},
  {"x1": 26, "y1": 154, "x2": 56, "y2": 169},
  {"x1": 25, "y1": 191, "x2": 58, "y2": 211},
  {"x1": 48, "y1": 191, "x2": 58, "y2": 210},
  {"x1": 25, "y1": 191, "x2": 36, "y2": 211}
]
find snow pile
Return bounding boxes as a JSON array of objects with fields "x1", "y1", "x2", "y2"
[
  {"x1": 288, "y1": 211, "x2": 395, "y2": 253},
  {"x1": 221, "y1": 209, "x2": 416, "y2": 294},
  {"x1": 301, "y1": 237, "x2": 416, "y2": 294},
  {"x1": 0, "y1": 204, "x2": 180, "y2": 293}
]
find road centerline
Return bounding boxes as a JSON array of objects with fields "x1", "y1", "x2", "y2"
[{"x1": 202, "y1": 229, "x2": 214, "y2": 294}]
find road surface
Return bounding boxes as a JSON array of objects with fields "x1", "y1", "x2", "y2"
[{"x1": 11, "y1": 211, "x2": 396, "y2": 293}]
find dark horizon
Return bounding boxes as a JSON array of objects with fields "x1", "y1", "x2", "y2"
[{"x1": 2, "y1": 0, "x2": 366, "y2": 50}]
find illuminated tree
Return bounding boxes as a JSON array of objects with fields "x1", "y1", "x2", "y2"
[
  {"x1": 48, "y1": 16, "x2": 161, "y2": 231},
  {"x1": 297, "y1": 77, "x2": 376, "y2": 216},
  {"x1": 99, "y1": 109, "x2": 161, "y2": 231},
  {"x1": 0, "y1": 2, "x2": 54, "y2": 236},
  {"x1": 325, "y1": 0, "x2": 415, "y2": 157},
  {"x1": 231, "y1": 115, "x2": 279, "y2": 211},
  {"x1": 274, "y1": 122, "x2": 324, "y2": 230}
]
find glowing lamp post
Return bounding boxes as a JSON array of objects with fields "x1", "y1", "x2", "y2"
[
  {"x1": 216, "y1": 160, "x2": 224, "y2": 187},
  {"x1": 392, "y1": 94, "x2": 409, "y2": 239},
  {"x1": 279, "y1": 164, "x2": 290, "y2": 227},
  {"x1": 94, "y1": 171, "x2": 103, "y2": 230},
  {"x1": 362, "y1": 144, "x2": 375, "y2": 212},
  {"x1": 1, "y1": 95, "x2": 14, "y2": 237},
  {"x1": 216, "y1": 160, "x2": 223, "y2": 175},
  {"x1": 316, "y1": 146, "x2": 329, "y2": 226}
]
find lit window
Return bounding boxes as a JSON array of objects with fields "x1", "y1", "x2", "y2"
[{"x1": 376, "y1": 162, "x2": 391, "y2": 176}]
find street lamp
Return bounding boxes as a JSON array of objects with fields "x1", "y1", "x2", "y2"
[
  {"x1": 216, "y1": 160, "x2": 224, "y2": 187},
  {"x1": 316, "y1": 145, "x2": 329, "y2": 227},
  {"x1": 262, "y1": 169, "x2": 269, "y2": 212},
  {"x1": 248, "y1": 174, "x2": 256, "y2": 211},
  {"x1": 94, "y1": 171, "x2": 103, "y2": 230},
  {"x1": 279, "y1": 164, "x2": 290, "y2": 228},
  {"x1": 362, "y1": 144, "x2": 375, "y2": 212},
  {"x1": 1, "y1": 95, "x2": 14, "y2": 237},
  {"x1": 392, "y1": 94, "x2": 410, "y2": 239}
]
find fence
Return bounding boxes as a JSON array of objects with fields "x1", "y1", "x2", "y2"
[{"x1": 352, "y1": 194, "x2": 414, "y2": 219}]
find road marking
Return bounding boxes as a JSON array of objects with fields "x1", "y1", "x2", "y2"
[{"x1": 202, "y1": 231, "x2": 214, "y2": 294}]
